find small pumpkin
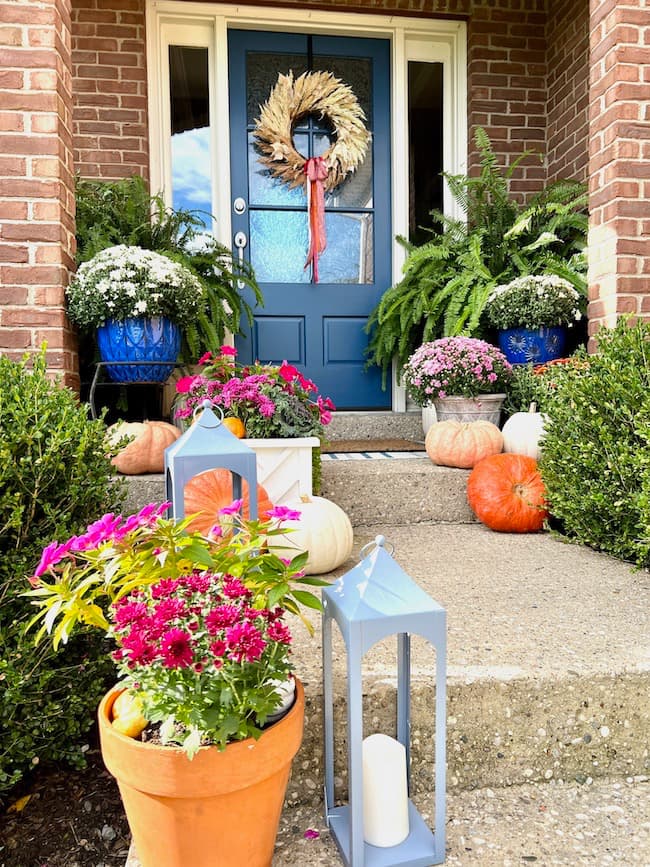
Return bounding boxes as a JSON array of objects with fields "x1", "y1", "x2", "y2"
[
  {"x1": 271, "y1": 495, "x2": 353, "y2": 575},
  {"x1": 223, "y1": 417, "x2": 246, "y2": 438},
  {"x1": 501, "y1": 402, "x2": 547, "y2": 460},
  {"x1": 108, "y1": 420, "x2": 181, "y2": 475},
  {"x1": 425, "y1": 420, "x2": 503, "y2": 469},
  {"x1": 184, "y1": 469, "x2": 274, "y2": 534},
  {"x1": 467, "y1": 453, "x2": 548, "y2": 533}
]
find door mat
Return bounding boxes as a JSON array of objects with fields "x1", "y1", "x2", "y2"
[{"x1": 321, "y1": 438, "x2": 425, "y2": 453}]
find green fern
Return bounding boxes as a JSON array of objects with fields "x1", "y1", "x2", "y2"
[{"x1": 365, "y1": 128, "x2": 588, "y2": 382}]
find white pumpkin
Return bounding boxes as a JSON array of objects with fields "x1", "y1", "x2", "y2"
[
  {"x1": 273, "y1": 495, "x2": 353, "y2": 575},
  {"x1": 501, "y1": 402, "x2": 547, "y2": 460}
]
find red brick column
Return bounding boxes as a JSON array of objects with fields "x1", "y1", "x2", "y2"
[
  {"x1": 467, "y1": 3, "x2": 547, "y2": 199},
  {"x1": 0, "y1": 0, "x2": 77, "y2": 387},
  {"x1": 588, "y1": 0, "x2": 650, "y2": 341}
]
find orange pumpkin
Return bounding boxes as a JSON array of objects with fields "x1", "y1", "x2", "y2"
[
  {"x1": 425, "y1": 420, "x2": 503, "y2": 469},
  {"x1": 467, "y1": 453, "x2": 548, "y2": 532},
  {"x1": 184, "y1": 469, "x2": 274, "y2": 534},
  {"x1": 108, "y1": 420, "x2": 181, "y2": 475},
  {"x1": 222, "y1": 417, "x2": 246, "y2": 438}
]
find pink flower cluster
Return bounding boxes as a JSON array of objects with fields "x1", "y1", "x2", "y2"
[
  {"x1": 403, "y1": 337, "x2": 512, "y2": 404},
  {"x1": 174, "y1": 346, "x2": 335, "y2": 437},
  {"x1": 111, "y1": 571, "x2": 292, "y2": 673},
  {"x1": 30, "y1": 502, "x2": 170, "y2": 585}
]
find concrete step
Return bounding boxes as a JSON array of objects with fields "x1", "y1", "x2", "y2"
[
  {"x1": 120, "y1": 457, "x2": 477, "y2": 526},
  {"x1": 274, "y1": 776, "x2": 650, "y2": 865},
  {"x1": 124, "y1": 520, "x2": 649, "y2": 867},
  {"x1": 326, "y1": 411, "x2": 423, "y2": 442},
  {"x1": 284, "y1": 523, "x2": 650, "y2": 804},
  {"x1": 320, "y1": 457, "x2": 475, "y2": 525}
]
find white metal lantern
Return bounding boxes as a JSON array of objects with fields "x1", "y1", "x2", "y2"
[
  {"x1": 322, "y1": 535, "x2": 446, "y2": 866},
  {"x1": 164, "y1": 401, "x2": 258, "y2": 521}
]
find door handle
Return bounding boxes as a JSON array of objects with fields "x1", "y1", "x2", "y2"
[{"x1": 234, "y1": 231, "x2": 247, "y2": 288}]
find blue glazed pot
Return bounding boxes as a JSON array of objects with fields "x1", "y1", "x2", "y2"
[
  {"x1": 497, "y1": 326, "x2": 566, "y2": 366},
  {"x1": 96, "y1": 317, "x2": 181, "y2": 382}
]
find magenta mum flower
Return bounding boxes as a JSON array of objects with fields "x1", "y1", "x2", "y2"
[
  {"x1": 205, "y1": 604, "x2": 241, "y2": 633},
  {"x1": 225, "y1": 622, "x2": 266, "y2": 663},
  {"x1": 160, "y1": 628, "x2": 194, "y2": 668}
]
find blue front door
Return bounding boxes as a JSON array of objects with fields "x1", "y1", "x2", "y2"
[{"x1": 228, "y1": 30, "x2": 391, "y2": 410}]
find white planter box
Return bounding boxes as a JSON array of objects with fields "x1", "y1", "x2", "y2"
[{"x1": 243, "y1": 437, "x2": 319, "y2": 504}]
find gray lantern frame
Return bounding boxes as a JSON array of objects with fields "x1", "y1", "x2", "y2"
[
  {"x1": 164, "y1": 401, "x2": 258, "y2": 521},
  {"x1": 322, "y1": 536, "x2": 446, "y2": 866}
]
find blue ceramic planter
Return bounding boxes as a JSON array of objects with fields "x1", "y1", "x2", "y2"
[
  {"x1": 497, "y1": 326, "x2": 565, "y2": 366},
  {"x1": 96, "y1": 317, "x2": 181, "y2": 382}
]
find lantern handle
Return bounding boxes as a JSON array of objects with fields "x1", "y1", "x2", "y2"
[
  {"x1": 359, "y1": 535, "x2": 395, "y2": 558},
  {"x1": 193, "y1": 399, "x2": 224, "y2": 428}
]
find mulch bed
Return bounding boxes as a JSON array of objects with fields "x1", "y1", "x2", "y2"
[{"x1": 0, "y1": 750, "x2": 129, "y2": 867}]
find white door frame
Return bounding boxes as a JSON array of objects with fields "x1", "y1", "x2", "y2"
[{"x1": 146, "y1": 1, "x2": 467, "y2": 411}]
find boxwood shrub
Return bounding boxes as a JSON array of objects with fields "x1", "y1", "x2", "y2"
[
  {"x1": 540, "y1": 319, "x2": 650, "y2": 567},
  {"x1": 0, "y1": 350, "x2": 125, "y2": 794}
]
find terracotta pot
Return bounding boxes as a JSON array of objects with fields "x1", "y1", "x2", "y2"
[{"x1": 98, "y1": 679, "x2": 305, "y2": 867}]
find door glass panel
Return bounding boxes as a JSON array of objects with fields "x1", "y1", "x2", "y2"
[
  {"x1": 248, "y1": 132, "x2": 307, "y2": 206},
  {"x1": 247, "y1": 52, "x2": 308, "y2": 123},
  {"x1": 318, "y1": 213, "x2": 374, "y2": 284},
  {"x1": 169, "y1": 46, "x2": 211, "y2": 220},
  {"x1": 312, "y1": 55, "x2": 372, "y2": 124},
  {"x1": 408, "y1": 61, "x2": 444, "y2": 245},
  {"x1": 245, "y1": 44, "x2": 375, "y2": 285},
  {"x1": 324, "y1": 151, "x2": 374, "y2": 208},
  {"x1": 250, "y1": 210, "x2": 310, "y2": 283}
]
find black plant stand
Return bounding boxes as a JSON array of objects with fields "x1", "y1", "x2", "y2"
[{"x1": 89, "y1": 361, "x2": 180, "y2": 422}]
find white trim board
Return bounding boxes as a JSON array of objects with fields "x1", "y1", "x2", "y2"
[{"x1": 146, "y1": 2, "x2": 468, "y2": 411}]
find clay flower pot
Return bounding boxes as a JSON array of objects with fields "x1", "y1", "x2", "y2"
[{"x1": 98, "y1": 680, "x2": 305, "y2": 867}]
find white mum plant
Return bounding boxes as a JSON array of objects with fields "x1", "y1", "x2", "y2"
[
  {"x1": 485, "y1": 274, "x2": 584, "y2": 331},
  {"x1": 66, "y1": 245, "x2": 205, "y2": 330}
]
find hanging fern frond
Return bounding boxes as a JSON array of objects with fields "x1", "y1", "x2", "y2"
[{"x1": 365, "y1": 127, "x2": 589, "y2": 381}]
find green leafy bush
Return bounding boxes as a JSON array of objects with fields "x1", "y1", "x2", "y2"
[
  {"x1": 0, "y1": 350, "x2": 125, "y2": 794},
  {"x1": 365, "y1": 128, "x2": 588, "y2": 384},
  {"x1": 540, "y1": 320, "x2": 650, "y2": 567}
]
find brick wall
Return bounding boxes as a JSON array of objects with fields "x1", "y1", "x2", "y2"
[
  {"x1": 588, "y1": 0, "x2": 650, "y2": 339},
  {"x1": 467, "y1": 0, "x2": 548, "y2": 198},
  {"x1": 71, "y1": 0, "x2": 148, "y2": 179},
  {"x1": 0, "y1": 0, "x2": 77, "y2": 386},
  {"x1": 546, "y1": 0, "x2": 589, "y2": 182}
]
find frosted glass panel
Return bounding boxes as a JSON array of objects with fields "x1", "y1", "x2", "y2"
[
  {"x1": 313, "y1": 55, "x2": 372, "y2": 123},
  {"x1": 249, "y1": 132, "x2": 307, "y2": 206},
  {"x1": 247, "y1": 52, "x2": 308, "y2": 123},
  {"x1": 318, "y1": 213, "x2": 374, "y2": 284},
  {"x1": 250, "y1": 211, "x2": 310, "y2": 283}
]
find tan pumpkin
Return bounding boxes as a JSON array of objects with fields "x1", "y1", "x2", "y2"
[
  {"x1": 108, "y1": 420, "x2": 181, "y2": 475},
  {"x1": 184, "y1": 469, "x2": 274, "y2": 535},
  {"x1": 501, "y1": 403, "x2": 547, "y2": 461},
  {"x1": 425, "y1": 420, "x2": 503, "y2": 469},
  {"x1": 271, "y1": 495, "x2": 353, "y2": 575}
]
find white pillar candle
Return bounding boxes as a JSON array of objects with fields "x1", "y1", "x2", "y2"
[{"x1": 362, "y1": 733, "x2": 410, "y2": 847}]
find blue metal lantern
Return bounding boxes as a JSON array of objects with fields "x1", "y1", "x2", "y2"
[
  {"x1": 322, "y1": 536, "x2": 446, "y2": 866},
  {"x1": 164, "y1": 400, "x2": 258, "y2": 521}
]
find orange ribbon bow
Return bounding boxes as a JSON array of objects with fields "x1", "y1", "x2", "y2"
[{"x1": 304, "y1": 156, "x2": 328, "y2": 283}]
